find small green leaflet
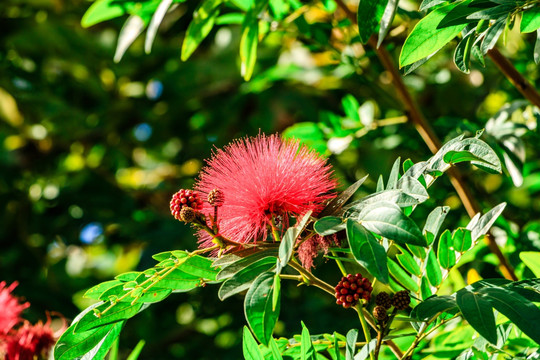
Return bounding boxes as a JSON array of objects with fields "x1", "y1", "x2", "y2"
[
  {"x1": 243, "y1": 326, "x2": 265, "y2": 360},
  {"x1": 346, "y1": 220, "x2": 389, "y2": 284},
  {"x1": 521, "y1": 6, "x2": 540, "y2": 33},
  {"x1": 181, "y1": 0, "x2": 222, "y2": 61},
  {"x1": 356, "y1": 0, "x2": 387, "y2": 44},
  {"x1": 400, "y1": 2, "x2": 468, "y2": 67},
  {"x1": 359, "y1": 202, "x2": 427, "y2": 247},
  {"x1": 519, "y1": 252, "x2": 540, "y2": 277},
  {"x1": 245, "y1": 272, "x2": 281, "y2": 345},
  {"x1": 301, "y1": 322, "x2": 317, "y2": 360}
]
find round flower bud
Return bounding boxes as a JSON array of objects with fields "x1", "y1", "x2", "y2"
[
  {"x1": 207, "y1": 188, "x2": 225, "y2": 207},
  {"x1": 375, "y1": 292, "x2": 392, "y2": 310},
  {"x1": 170, "y1": 189, "x2": 203, "y2": 220},
  {"x1": 373, "y1": 305, "x2": 388, "y2": 321},
  {"x1": 179, "y1": 206, "x2": 196, "y2": 223},
  {"x1": 392, "y1": 290, "x2": 411, "y2": 310}
]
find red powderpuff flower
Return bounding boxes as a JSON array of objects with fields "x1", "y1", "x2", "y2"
[
  {"x1": 195, "y1": 134, "x2": 336, "y2": 247},
  {"x1": 5, "y1": 319, "x2": 55, "y2": 360},
  {"x1": 0, "y1": 282, "x2": 29, "y2": 335}
]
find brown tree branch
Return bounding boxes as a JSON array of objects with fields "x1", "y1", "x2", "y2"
[
  {"x1": 334, "y1": 0, "x2": 517, "y2": 281},
  {"x1": 487, "y1": 47, "x2": 540, "y2": 109}
]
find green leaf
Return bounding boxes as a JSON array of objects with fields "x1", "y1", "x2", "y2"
[
  {"x1": 181, "y1": 0, "x2": 222, "y2": 61},
  {"x1": 396, "y1": 246, "x2": 421, "y2": 276},
  {"x1": 407, "y1": 244, "x2": 426, "y2": 260},
  {"x1": 387, "y1": 157, "x2": 401, "y2": 190},
  {"x1": 479, "y1": 286, "x2": 540, "y2": 344},
  {"x1": 413, "y1": 295, "x2": 457, "y2": 320},
  {"x1": 480, "y1": 16, "x2": 506, "y2": 54},
  {"x1": 354, "y1": 339, "x2": 377, "y2": 360},
  {"x1": 388, "y1": 259, "x2": 419, "y2": 292},
  {"x1": 521, "y1": 6, "x2": 540, "y2": 33},
  {"x1": 219, "y1": 257, "x2": 276, "y2": 300},
  {"x1": 81, "y1": 0, "x2": 136, "y2": 28},
  {"x1": 423, "y1": 206, "x2": 450, "y2": 245},
  {"x1": 357, "y1": 0, "x2": 387, "y2": 44},
  {"x1": 346, "y1": 220, "x2": 389, "y2": 284},
  {"x1": 171, "y1": 251, "x2": 220, "y2": 280},
  {"x1": 420, "y1": 276, "x2": 433, "y2": 300},
  {"x1": 452, "y1": 228, "x2": 472, "y2": 253},
  {"x1": 467, "y1": 202, "x2": 506, "y2": 241},
  {"x1": 437, "y1": 230, "x2": 456, "y2": 269},
  {"x1": 519, "y1": 252, "x2": 540, "y2": 277},
  {"x1": 145, "y1": 0, "x2": 173, "y2": 53},
  {"x1": 332, "y1": 332, "x2": 342, "y2": 360},
  {"x1": 420, "y1": 0, "x2": 448, "y2": 11},
  {"x1": 301, "y1": 322, "x2": 317, "y2": 360},
  {"x1": 277, "y1": 211, "x2": 312, "y2": 274},
  {"x1": 157, "y1": 268, "x2": 205, "y2": 291},
  {"x1": 438, "y1": 138, "x2": 501, "y2": 173},
  {"x1": 243, "y1": 326, "x2": 265, "y2": 360},
  {"x1": 217, "y1": 249, "x2": 279, "y2": 280},
  {"x1": 319, "y1": 175, "x2": 368, "y2": 218},
  {"x1": 126, "y1": 340, "x2": 146, "y2": 360},
  {"x1": 272, "y1": 274, "x2": 280, "y2": 311},
  {"x1": 396, "y1": 175, "x2": 429, "y2": 204},
  {"x1": 55, "y1": 321, "x2": 124, "y2": 360},
  {"x1": 240, "y1": 0, "x2": 266, "y2": 80},
  {"x1": 314, "y1": 216, "x2": 345, "y2": 236},
  {"x1": 245, "y1": 272, "x2": 280, "y2": 345},
  {"x1": 456, "y1": 288, "x2": 497, "y2": 344},
  {"x1": 400, "y1": 2, "x2": 468, "y2": 67},
  {"x1": 378, "y1": 0, "x2": 399, "y2": 47},
  {"x1": 74, "y1": 301, "x2": 144, "y2": 333},
  {"x1": 359, "y1": 202, "x2": 427, "y2": 247},
  {"x1": 376, "y1": 175, "x2": 384, "y2": 192},
  {"x1": 345, "y1": 329, "x2": 358, "y2": 360},
  {"x1": 114, "y1": 15, "x2": 147, "y2": 63},
  {"x1": 534, "y1": 29, "x2": 540, "y2": 64},
  {"x1": 84, "y1": 280, "x2": 122, "y2": 300},
  {"x1": 269, "y1": 337, "x2": 284, "y2": 360},
  {"x1": 342, "y1": 95, "x2": 360, "y2": 122},
  {"x1": 454, "y1": 29, "x2": 474, "y2": 73},
  {"x1": 426, "y1": 249, "x2": 442, "y2": 287}
]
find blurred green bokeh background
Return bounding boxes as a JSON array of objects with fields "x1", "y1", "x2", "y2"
[{"x1": 2, "y1": 0, "x2": 540, "y2": 358}]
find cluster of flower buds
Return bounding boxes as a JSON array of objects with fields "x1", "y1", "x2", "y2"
[
  {"x1": 334, "y1": 273, "x2": 373, "y2": 308},
  {"x1": 372, "y1": 290, "x2": 411, "y2": 322},
  {"x1": 170, "y1": 188, "x2": 225, "y2": 223}
]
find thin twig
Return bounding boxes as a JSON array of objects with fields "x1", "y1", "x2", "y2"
[
  {"x1": 333, "y1": 0, "x2": 517, "y2": 281},
  {"x1": 487, "y1": 47, "x2": 540, "y2": 109}
]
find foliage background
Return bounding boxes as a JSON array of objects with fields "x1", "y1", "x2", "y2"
[{"x1": 1, "y1": 0, "x2": 540, "y2": 358}]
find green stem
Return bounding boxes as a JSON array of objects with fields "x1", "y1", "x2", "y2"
[
  {"x1": 331, "y1": 250, "x2": 348, "y2": 276},
  {"x1": 355, "y1": 305, "x2": 375, "y2": 360}
]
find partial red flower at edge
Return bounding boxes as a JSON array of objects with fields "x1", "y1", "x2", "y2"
[
  {"x1": 5, "y1": 319, "x2": 55, "y2": 360},
  {"x1": 0, "y1": 282, "x2": 29, "y2": 336},
  {"x1": 195, "y1": 134, "x2": 337, "y2": 247}
]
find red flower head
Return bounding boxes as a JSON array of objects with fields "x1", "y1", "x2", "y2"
[
  {"x1": 195, "y1": 134, "x2": 336, "y2": 247},
  {"x1": 0, "y1": 282, "x2": 29, "y2": 336},
  {"x1": 5, "y1": 320, "x2": 55, "y2": 360}
]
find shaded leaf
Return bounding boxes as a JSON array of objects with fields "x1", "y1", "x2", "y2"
[
  {"x1": 245, "y1": 272, "x2": 280, "y2": 345},
  {"x1": 479, "y1": 286, "x2": 540, "y2": 344},
  {"x1": 388, "y1": 259, "x2": 419, "y2": 292},
  {"x1": 359, "y1": 202, "x2": 427, "y2": 247},
  {"x1": 346, "y1": 220, "x2": 389, "y2": 283},
  {"x1": 456, "y1": 288, "x2": 497, "y2": 344},
  {"x1": 219, "y1": 257, "x2": 276, "y2": 300}
]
